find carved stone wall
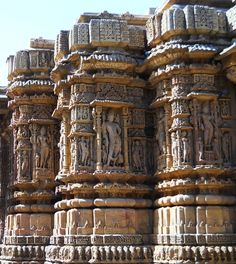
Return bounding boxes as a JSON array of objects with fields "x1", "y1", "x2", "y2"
[
  {"x1": 146, "y1": 0, "x2": 236, "y2": 263},
  {"x1": 48, "y1": 11, "x2": 153, "y2": 264},
  {"x1": 0, "y1": 0, "x2": 236, "y2": 263},
  {"x1": 0, "y1": 39, "x2": 58, "y2": 263}
]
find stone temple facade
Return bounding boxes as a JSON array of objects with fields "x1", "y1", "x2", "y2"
[{"x1": 1, "y1": 0, "x2": 236, "y2": 263}]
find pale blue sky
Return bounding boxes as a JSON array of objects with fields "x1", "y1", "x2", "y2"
[{"x1": 0, "y1": 0, "x2": 165, "y2": 85}]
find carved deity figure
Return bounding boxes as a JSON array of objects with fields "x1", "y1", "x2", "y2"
[
  {"x1": 181, "y1": 132, "x2": 191, "y2": 163},
  {"x1": 21, "y1": 150, "x2": 29, "y2": 177},
  {"x1": 132, "y1": 140, "x2": 143, "y2": 170},
  {"x1": 201, "y1": 104, "x2": 214, "y2": 147},
  {"x1": 36, "y1": 126, "x2": 50, "y2": 168},
  {"x1": 102, "y1": 109, "x2": 123, "y2": 166},
  {"x1": 171, "y1": 132, "x2": 178, "y2": 164},
  {"x1": 78, "y1": 137, "x2": 90, "y2": 166}
]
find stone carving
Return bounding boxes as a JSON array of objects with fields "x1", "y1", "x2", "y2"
[
  {"x1": 2, "y1": 2, "x2": 236, "y2": 264},
  {"x1": 171, "y1": 132, "x2": 179, "y2": 166},
  {"x1": 36, "y1": 126, "x2": 51, "y2": 169},
  {"x1": 181, "y1": 131, "x2": 191, "y2": 164},
  {"x1": 132, "y1": 140, "x2": 143, "y2": 171},
  {"x1": 21, "y1": 150, "x2": 29, "y2": 177},
  {"x1": 78, "y1": 137, "x2": 90, "y2": 166},
  {"x1": 102, "y1": 109, "x2": 123, "y2": 167},
  {"x1": 200, "y1": 102, "x2": 214, "y2": 147}
]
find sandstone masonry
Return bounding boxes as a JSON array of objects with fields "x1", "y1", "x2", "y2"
[{"x1": 0, "y1": 0, "x2": 236, "y2": 263}]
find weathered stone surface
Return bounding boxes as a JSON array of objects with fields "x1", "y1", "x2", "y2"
[{"x1": 0, "y1": 1, "x2": 236, "y2": 263}]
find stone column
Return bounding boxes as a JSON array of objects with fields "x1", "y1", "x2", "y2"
[
  {"x1": 95, "y1": 106, "x2": 102, "y2": 171},
  {"x1": 146, "y1": 1, "x2": 236, "y2": 263},
  {"x1": 0, "y1": 38, "x2": 57, "y2": 264},
  {"x1": 62, "y1": 111, "x2": 70, "y2": 174},
  {"x1": 46, "y1": 13, "x2": 153, "y2": 264}
]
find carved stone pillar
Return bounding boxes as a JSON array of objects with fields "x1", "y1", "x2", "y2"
[
  {"x1": 0, "y1": 38, "x2": 57, "y2": 263},
  {"x1": 95, "y1": 106, "x2": 102, "y2": 171},
  {"x1": 46, "y1": 12, "x2": 153, "y2": 264},
  {"x1": 63, "y1": 112, "x2": 70, "y2": 173},
  {"x1": 146, "y1": 1, "x2": 236, "y2": 263}
]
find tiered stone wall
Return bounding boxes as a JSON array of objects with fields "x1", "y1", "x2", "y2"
[
  {"x1": 0, "y1": 39, "x2": 58, "y2": 263},
  {"x1": 0, "y1": 0, "x2": 236, "y2": 263}
]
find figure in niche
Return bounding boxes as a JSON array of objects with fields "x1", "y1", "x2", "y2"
[
  {"x1": 222, "y1": 133, "x2": 231, "y2": 163},
  {"x1": 102, "y1": 109, "x2": 123, "y2": 166},
  {"x1": 30, "y1": 52, "x2": 38, "y2": 67},
  {"x1": 78, "y1": 137, "x2": 90, "y2": 166},
  {"x1": 70, "y1": 141, "x2": 76, "y2": 170},
  {"x1": 40, "y1": 52, "x2": 48, "y2": 67},
  {"x1": 36, "y1": 126, "x2": 51, "y2": 168},
  {"x1": 201, "y1": 103, "x2": 214, "y2": 147},
  {"x1": 181, "y1": 131, "x2": 191, "y2": 163},
  {"x1": 171, "y1": 132, "x2": 178, "y2": 164},
  {"x1": 132, "y1": 140, "x2": 143, "y2": 170},
  {"x1": 21, "y1": 150, "x2": 29, "y2": 177},
  {"x1": 19, "y1": 51, "x2": 28, "y2": 68}
]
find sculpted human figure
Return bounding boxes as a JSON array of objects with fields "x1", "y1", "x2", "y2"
[
  {"x1": 78, "y1": 137, "x2": 90, "y2": 166},
  {"x1": 181, "y1": 131, "x2": 191, "y2": 163},
  {"x1": 132, "y1": 140, "x2": 142, "y2": 170},
  {"x1": 102, "y1": 109, "x2": 123, "y2": 166},
  {"x1": 21, "y1": 150, "x2": 29, "y2": 177},
  {"x1": 201, "y1": 104, "x2": 214, "y2": 146},
  {"x1": 36, "y1": 126, "x2": 50, "y2": 168},
  {"x1": 171, "y1": 132, "x2": 178, "y2": 164}
]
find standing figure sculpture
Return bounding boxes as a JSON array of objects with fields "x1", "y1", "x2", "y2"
[
  {"x1": 201, "y1": 104, "x2": 214, "y2": 147},
  {"x1": 171, "y1": 132, "x2": 178, "y2": 165},
  {"x1": 36, "y1": 126, "x2": 50, "y2": 168},
  {"x1": 132, "y1": 140, "x2": 143, "y2": 170},
  {"x1": 181, "y1": 132, "x2": 191, "y2": 163},
  {"x1": 21, "y1": 150, "x2": 29, "y2": 177},
  {"x1": 102, "y1": 109, "x2": 123, "y2": 166},
  {"x1": 78, "y1": 137, "x2": 90, "y2": 166}
]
